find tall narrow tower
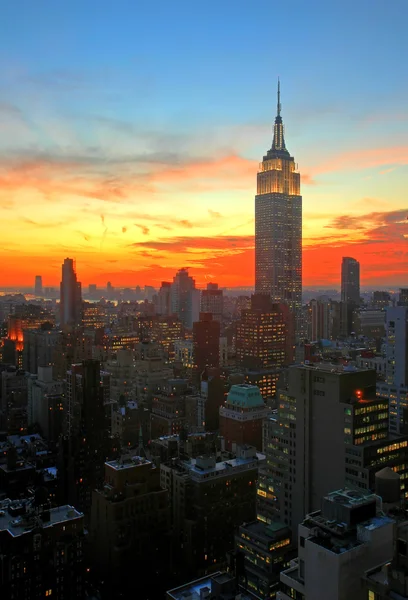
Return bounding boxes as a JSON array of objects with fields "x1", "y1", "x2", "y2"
[
  {"x1": 255, "y1": 81, "x2": 302, "y2": 343},
  {"x1": 60, "y1": 258, "x2": 82, "y2": 327}
]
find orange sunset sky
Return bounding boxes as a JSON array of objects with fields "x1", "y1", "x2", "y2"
[{"x1": 0, "y1": 1, "x2": 407, "y2": 290}]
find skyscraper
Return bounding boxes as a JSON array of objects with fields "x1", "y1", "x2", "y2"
[
  {"x1": 255, "y1": 81, "x2": 302, "y2": 342},
  {"x1": 171, "y1": 268, "x2": 200, "y2": 329},
  {"x1": 341, "y1": 257, "x2": 360, "y2": 305},
  {"x1": 34, "y1": 275, "x2": 43, "y2": 296},
  {"x1": 258, "y1": 363, "x2": 408, "y2": 530},
  {"x1": 341, "y1": 256, "x2": 360, "y2": 336},
  {"x1": 200, "y1": 283, "x2": 223, "y2": 322},
  {"x1": 59, "y1": 258, "x2": 82, "y2": 327}
]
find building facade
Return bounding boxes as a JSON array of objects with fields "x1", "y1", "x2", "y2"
[{"x1": 255, "y1": 82, "x2": 302, "y2": 342}]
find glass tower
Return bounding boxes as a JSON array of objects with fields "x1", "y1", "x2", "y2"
[{"x1": 255, "y1": 81, "x2": 302, "y2": 342}]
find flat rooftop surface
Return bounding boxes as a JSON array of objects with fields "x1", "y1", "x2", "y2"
[{"x1": 0, "y1": 501, "x2": 82, "y2": 538}]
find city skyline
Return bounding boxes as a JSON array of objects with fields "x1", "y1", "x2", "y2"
[{"x1": 1, "y1": 1, "x2": 408, "y2": 288}]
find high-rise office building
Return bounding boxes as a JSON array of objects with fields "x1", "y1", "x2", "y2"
[
  {"x1": 255, "y1": 81, "x2": 302, "y2": 342},
  {"x1": 341, "y1": 256, "x2": 360, "y2": 336},
  {"x1": 34, "y1": 275, "x2": 43, "y2": 297},
  {"x1": 171, "y1": 268, "x2": 200, "y2": 329},
  {"x1": 236, "y1": 294, "x2": 290, "y2": 399},
  {"x1": 201, "y1": 283, "x2": 223, "y2": 322},
  {"x1": 258, "y1": 364, "x2": 408, "y2": 530},
  {"x1": 59, "y1": 258, "x2": 82, "y2": 327}
]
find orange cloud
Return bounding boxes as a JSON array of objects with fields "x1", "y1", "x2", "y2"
[{"x1": 312, "y1": 146, "x2": 408, "y2": 176}]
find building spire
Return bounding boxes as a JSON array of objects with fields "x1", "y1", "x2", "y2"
[{"x1": 268, "y1": 78, "x2": 288, "y2": 157}]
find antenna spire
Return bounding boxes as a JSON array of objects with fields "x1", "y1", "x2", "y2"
[{"x1": 277, "y1": 77, "x2": 281, "y2": 117}]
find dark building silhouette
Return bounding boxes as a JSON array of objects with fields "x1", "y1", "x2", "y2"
[
  {"x1": 90, "y1": 456, "x2": 169, "y2": 596},
  {"x1": 201, "y1": 283, "x2": 223, "y2": 322},
  {"x1": 341, "y1": 256, "x2": 360, "y2": 336},
  {"x1": 0, "y1": 499, "x2": 85, "y2": 600},
  {"x1": 162, "y1": 445, "x2": 263, "y2": 577},
  {"x1": 58, "y1": 360, "x2": 110, "y2": 517},
  {"x1": 34, "y1": 275, "x2": 43, "y2": 297},
  {"x1": 193, "y1": 312, "x2": 220, "y2": 383},
  {"x1": 59, "y1": 258, "x2": 82, "y2": 327}
]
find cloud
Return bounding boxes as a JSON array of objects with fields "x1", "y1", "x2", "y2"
[
  {"x1": 135, "y1": 224, "x2": 150, "y2": 235},
  {"x1": 178, "y1": 219, "x2": 193, "y2": 228},
  {"x1": 324, "y1": 208, "x2": 408, "y2": 242},
  {"x1": 312, "y1": 146, "x2": 408, "y2": 177}
]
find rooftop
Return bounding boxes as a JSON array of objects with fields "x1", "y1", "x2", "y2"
[
  {"x1": 106, "y1": 456, "x2": 153, "y2": 471},
  {"x1": 0, "y1": 500, "x2": 82, "y2": 538},
  {"x1": 187, "y1": 448, "x2": 265, "y2": 479},
  {"x1": 297, "y1": 362, "x2": 368, "y2": 374},
  {"x1": 227, "y1": 384, "x2": 264, "y2": 408},
  {"x1": 167, "y1": 571, "x2": 252, "y2": 600},
  {"x1": 240, "y1": 519, "x2": 290, "y2": 543}
]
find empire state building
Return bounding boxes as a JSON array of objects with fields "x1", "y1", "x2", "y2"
[{"x1": 255, "y1": 81, "x2": 302, "y2": 341}]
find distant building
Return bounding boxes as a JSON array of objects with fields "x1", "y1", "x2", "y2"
[
  {"x1": 219, "y1": 384, "x2": 269, "y2": 451},
  {"x1": 88, "y1": 283, "x2": 97, "y2": 297},
  {"x1": 34, "y1": 275, "x2": 43, "y2": 297},
  {"x1": 341, "y1": 257, "x2": 360, "y2": 336},
  {"x1": 309, "y1": 297, "x2": 332, "y2": 341},
  {"x1": 171, "y1": 268, "x2": 200, "y2": 329},
  {"x1": 201, "y1": 283, "x2": 223, "y2": 322},
  {"x1": 59, "y1": 258, "x2": 82, "y2": 327},
  {"x1": 372, "y1": 290, "x2": 391, "y2": 309},
  {"x1": 278, "y1": 489, "x2": 394, "y2": 600},
  {"x1": 0, "y1": 499, "x2": 85, "y2": 600},
  {"x1": 82, "y1": 301, "x2": 107, "y2": 329},
  {"x1": 398, "y1": 288, "x2": 408, "y2": 306},
  {"x1": 353, "y1": 308, "x2": 385, "y2": 338},
  {"x1": 157, "y1": 281, "x2": 172, "y2": 316}
]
